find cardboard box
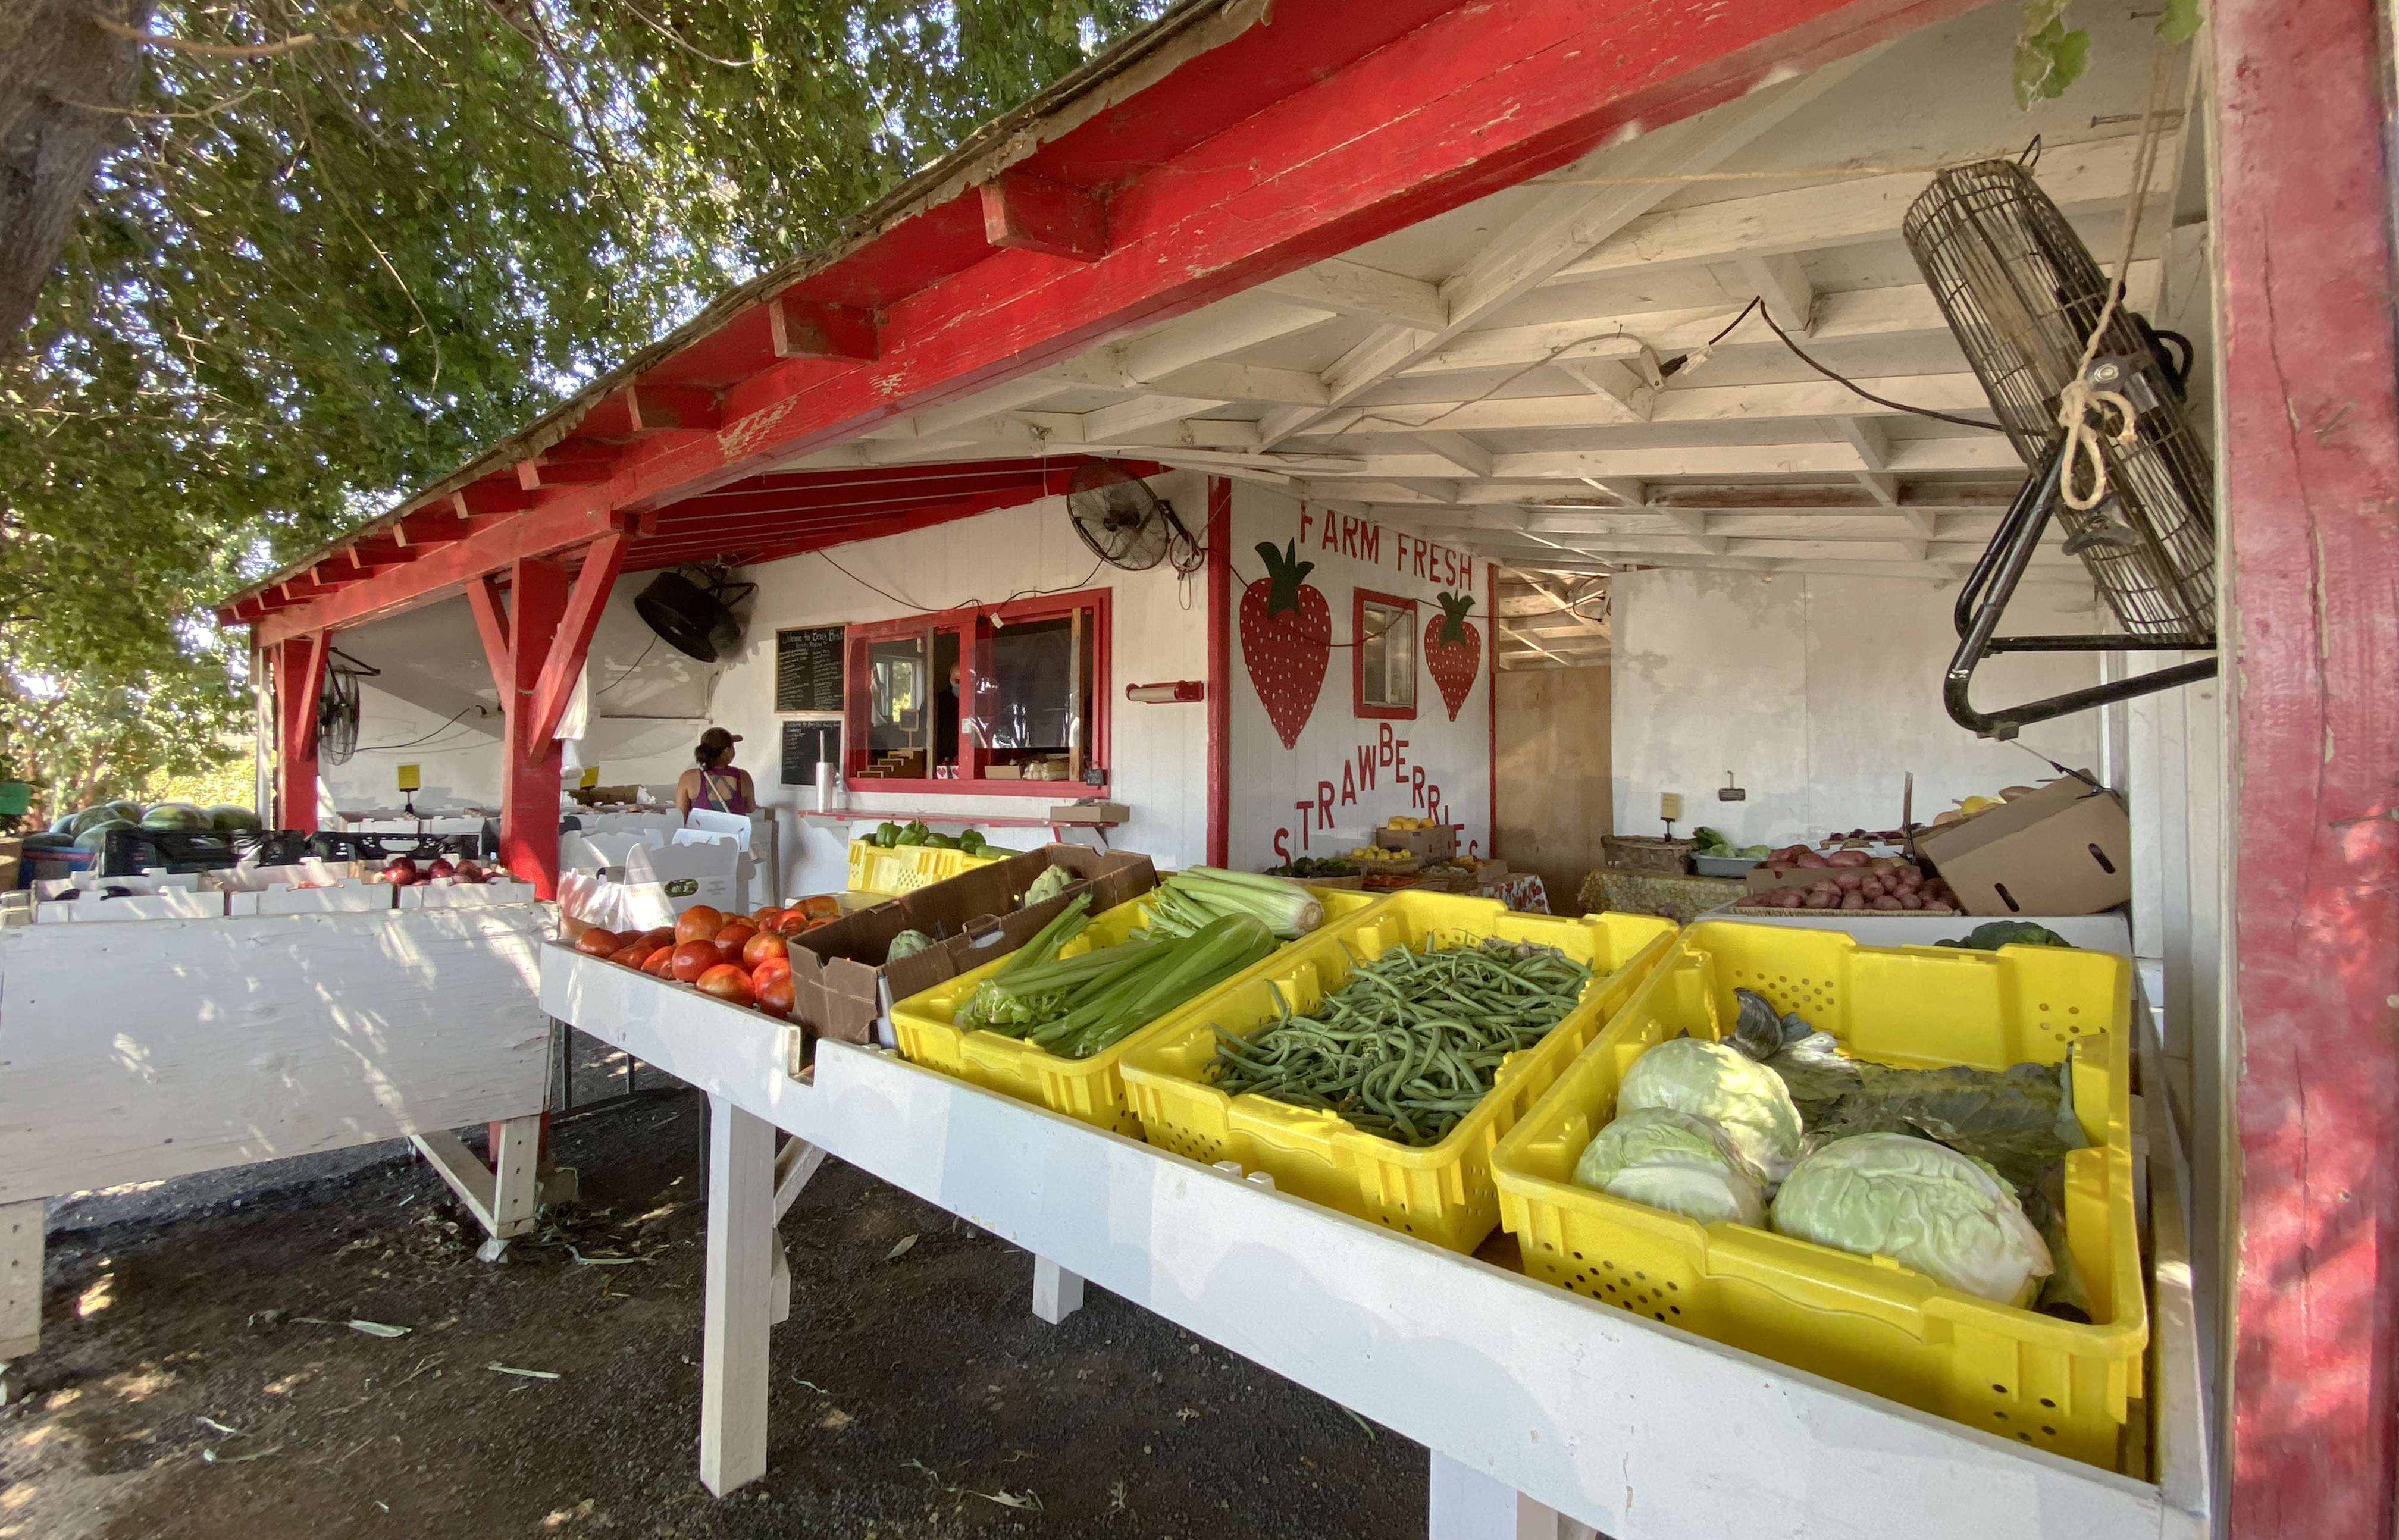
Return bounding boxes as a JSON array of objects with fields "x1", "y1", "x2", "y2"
[
  {"x1": 1374, "y1": 823, "x2": 1460, "y2": 861},
  {"x1": 785, "y1": 843, "x2": 1155, "y2": 1046},
  {"x1": 618, "y1": 840, "x2": 747, "y2": 931},
  {"x1": 1047, "y1": 801, "x2": 1130, "y2": 826},
  {"x1": 1915, "y1": 774, "x2": 2130, "y2": 917}
]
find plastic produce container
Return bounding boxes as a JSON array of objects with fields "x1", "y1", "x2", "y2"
[
  {"x1": 1490, "y1": 918, "x2": 2143, "y2": 1470},
  {"x1": 846, "y1": 840, "x2": 1004, "y2": 898},
  {"x1": 1119, "y1": 895, "x2": 1678, "y2": 1252},
  {"x1": 890, "y1": 886, "x2": 1386, "y2": 1136}
]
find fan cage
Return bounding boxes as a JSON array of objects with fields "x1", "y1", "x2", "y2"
[
  {"x1": 1066, "y1": 461, "x2": 1173, "y2": 572},
  {"x1": 1903, "y1": 160, "x2": 2216, "y2": 638}
]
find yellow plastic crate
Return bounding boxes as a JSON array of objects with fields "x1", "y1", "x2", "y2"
[
  {"x1": 1118, "y1": 896, "x2": 1678, "y2": 1252},
  {"x1": 845, "y1": 840, "x2": 1003, "y2": 898},
  {"x1": 890, "y1": 886, "x2": 1387, "y2": 1136},
  {"x1": 1491, "y1": 919, "x2": 2144, "y2": 1470}
]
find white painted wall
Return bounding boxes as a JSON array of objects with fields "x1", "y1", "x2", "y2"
[
  {"x1": 1609, "y1": 567, "x2": 2103, "y2": 843},
  {"x1": 704, "y1": 473, "x2": 1213, "y2": 898},
  {"x1": 1226, "y1": 484, "x2": 1493, "y2": 870}
]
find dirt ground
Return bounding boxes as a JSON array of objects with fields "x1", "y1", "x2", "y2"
[{"x1": 2, "y1": 1072, "x2": 1431, "y2": 1539}]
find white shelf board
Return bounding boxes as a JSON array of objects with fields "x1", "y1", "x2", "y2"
[{"x1": 541, "y1": 942, "x2": 2210, "y2": 1540}]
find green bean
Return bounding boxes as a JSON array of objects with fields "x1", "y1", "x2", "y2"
[{"x1": 1205, "y1": 939, "x2": 1593, "y2": 1149}]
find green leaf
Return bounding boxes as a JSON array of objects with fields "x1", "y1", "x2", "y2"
[
  {"x1": 2157, "y1": 0, "x2": 2203, "y2": 43},
  {"x1": 2012, "y1": 2, "x2": 2091, "y2": 108}
]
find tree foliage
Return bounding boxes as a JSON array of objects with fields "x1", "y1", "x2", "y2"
[{"x1": 1, "y1": 0, "x2": 1168, "y2": 807}]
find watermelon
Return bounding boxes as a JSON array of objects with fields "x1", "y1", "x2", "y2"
[
  {"x1": 140, "y1": 802, "x2": 211, "y2": 831},
  {"x1": 74, "y1": 818, "x2": 135, "y2": 852},
  {"x1": 206, "y1": 804, "x2": 261, "y2": 832},
  {"x1": 23, "y1": 832, "x2": 76, "y2": 851},
  {"x1": 48, "y1": 810, "x2": 77, "y2": 834}
]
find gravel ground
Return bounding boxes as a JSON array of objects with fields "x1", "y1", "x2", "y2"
[{"x1": 0, "y1": 1077, "x2": 1432, "y2": 1540}]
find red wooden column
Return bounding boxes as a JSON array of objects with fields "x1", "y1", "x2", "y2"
[
  {"x1": 1205, "y1": 476, "x2": 1232, "y2": 868},
  {"x1": 467, "y1": 532, "x2": 629, "y2": 897},
  {"x1": 273, "y1": 632, "x2": 327, "y2": 833},
  {"x1": 2215, "y1": 0, "x2": 2399, "y2": 1533}
]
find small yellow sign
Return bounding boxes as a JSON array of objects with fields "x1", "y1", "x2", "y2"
[
  {"x1": 580, "y1": 767, "x2": 600, "y2": 788},
  {"x1": 396, "y1": 764, "x2": 421, "y2": 792}
]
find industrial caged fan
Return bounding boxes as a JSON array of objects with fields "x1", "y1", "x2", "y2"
[
  {"x1": 1903, "y1": 158, "x2": 2217, "y2": 739},
  {"x1": 1065, "y1": 460, "x2": 1205, "y2": 575},
  {"x1": 634, "y1": 566, "x2": 756, "y2": 662},
  {"x1": 317, "y1": 648, "x2": 376, "y2": 766}
]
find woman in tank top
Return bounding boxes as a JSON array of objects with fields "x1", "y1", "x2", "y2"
[{"x1": 676, "y1": 727, "x2": 754, "y2": 819}]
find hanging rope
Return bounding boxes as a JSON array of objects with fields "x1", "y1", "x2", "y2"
[{"x1": 2055, "y1": 43, "x2": 2178, "y2": 512}]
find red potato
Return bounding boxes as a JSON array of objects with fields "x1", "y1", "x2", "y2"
[
  {"x1": 696, "y1": 964, "x2": 754, "y2": 1007},
  {"x1": 1805, "y1": 889, "x2": 1840, "y2": 909},
  {"x1": 1832, "y1": 870, "x2": 1866, "y2": 892},
  {"x1": 1793, "y1": 851, "x2": 1830, "y2": 868},
  {"x1": 1899, "y1": 891, "x2": 1925, "y2": 910},
  {"x1": 1840, "y1": 892, "x2": 1868, "y2": 910},
  {"x1": 573, "y1": 927, "x2": 623, "y2": 956},
  {"x1": 1871, "y1": 896, "x2": 1904, "y2": 911},
  {"x1": 1922, "y1": 902, "x2": 1956, "y2": 915},
  {"x1": 1827, "y1": 850, "x2": 1871, "y2": 868},
  {"x1": 671, "y1": 939, "x2": 721, "y2": 983},
  {"x1": 1860, "y1": 876, "x2": 1887, "y2": 899}
]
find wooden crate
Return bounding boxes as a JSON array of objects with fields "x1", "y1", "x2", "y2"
[{"x1": 1600, "y1": 835, "x2": 1693, "y2": 874}]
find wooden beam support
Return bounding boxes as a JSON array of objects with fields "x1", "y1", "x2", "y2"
[
  {"x1": 456, "y1": 481, "x2": 540, "y2": 516},
  {"x1": 517, "y1": 454, "x2": 617, "y2": 490},
  {"x1": 493, "y1": 556, "x2": 568, "y2": 895},
  {"x1": 979, "y1": 170, "x2": 1108, "y2": 262},
  {"x1": 396, "y1": 506, "x2": 475, "y2": 548},
  {"x1": 1256, "y1": 257, "x2": 1446, "y2": 329},
  {"x1": 1737, "y1": 252, "x2": 1817, "y2": 333},
  {"x1": 625, "y1": 383, "x2": 722, "y2": 434},
  {"x1": 768, "y1": 296, "x2": 879, "y2": 362},
  {"x1": 526, "y1": 531, "x2": 629, "y2": 747},
  {"x1": 2216, "y1": 0, "x2": 2399, "y2": 1533},
  {"x1": 273, "y1": 631, "x2": 327, "y2": 833},
  {"x1": 466, "y1": 575, "x2": 512, "y2": 694}
]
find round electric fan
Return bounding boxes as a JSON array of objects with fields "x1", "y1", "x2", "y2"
[
  {"x1": 1902, "y1": 158, "x2": 2217, "y2": 738},
  {"x1": 634, "y1": 567, "x2": 754, "y2": 662},
  {"x1": 1066, "y1": 460, "x2": 1201, "y2": 573},
  {"x1": 317, "y1": 657, "x2": 362, "y2": 765}
]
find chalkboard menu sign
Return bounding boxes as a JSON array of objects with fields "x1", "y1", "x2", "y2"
[
  {"x1": 775, "y1": 626, "x2": 845, "y2": 713},
  {"x1": 781, "y1": 720, "x2": 842, "y2": 786}
]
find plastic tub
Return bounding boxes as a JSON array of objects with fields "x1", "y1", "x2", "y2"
[
  {"x1": 890, "y1": 886, "x2": 1386, "y2": 1136},
  {"x1": 1490, "y1": 919, "x2": 2143, "y2": 1470},
  {"x1": 1119, "y1": 895, "x2": 1678, "y2": 1252},
  {"x1": 846, "y1": 840, "x2": 1004, "y2": 898}
]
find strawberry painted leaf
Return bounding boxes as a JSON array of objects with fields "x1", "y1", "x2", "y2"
[
  {"x1": 1434, "y1": 592, "x2": 1475, "y2": 647},
  {"x1": 1254, "y1": 540, "x2": 1316, "y2": 620}
]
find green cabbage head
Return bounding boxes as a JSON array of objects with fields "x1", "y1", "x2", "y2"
[
  {"x1": 1572, "y1": 1107, "x2": 1765, "y2": 1227},
  {"x1": 1770, "y1": 1133, "x2": 2055, "y2": 1304},
  {"x1": 1617, "y1": 1037, "x2": 1805, "y2": 1183}
]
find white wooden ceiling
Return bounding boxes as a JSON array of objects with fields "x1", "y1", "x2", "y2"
[{"x1": 782, "y1": 4, "x2": 2204, "y2": 666}]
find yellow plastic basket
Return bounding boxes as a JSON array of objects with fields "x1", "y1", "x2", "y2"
[
  {"x1": 1490, "y1": 919, "x2": 2144, "y2": 1470},
  {"x1": 1118, "y1": 896, "x2": 1678, "y2": 1253},
  {"x1": 890, "y1": 886, "x2": 1387, "y2": 1136},
  {"x1": 845, "y1": 840, "x2": 1003, "y2": 898}
]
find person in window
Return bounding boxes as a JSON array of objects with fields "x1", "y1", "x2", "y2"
[
  {"x1": 677, "y1": 727, "x2": 754, "y2": 819},
  {"x1": 935, "y1": 661, "x2": 960, "y2": 767}
]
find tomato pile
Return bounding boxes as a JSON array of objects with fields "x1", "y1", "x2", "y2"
[{"x1": 569, "y1": 896, "x2": 844, "y2": 1020}]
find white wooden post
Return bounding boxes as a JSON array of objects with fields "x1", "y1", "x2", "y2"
[
  {"x1": 766, "y1": 1137, "x2": 824, "y2": 1328},
  {"x1": 412, "y1": 1111, "x2": 546, "y2": 1262},
  {"x1": 699, "y1": 1095, "x2": 775, "y2": 1496},
  {"x1": 0, "y1": 1200, "x2": 41, "y2": 1404},
  {"x1": 1427, "y1": 1452, "x2": 1595, "y2": 1540},
  {"x1": 1031, "y1": 1255, "x2": 1085, "y2": 1324}
]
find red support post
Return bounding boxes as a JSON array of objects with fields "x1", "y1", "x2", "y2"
[
  {"x1": 1205, "y1": 476, "x2": 1232, "y2": 869},
  {"x1": 273, "y1": 632, "x2": 327, "y2": 833},
  {"x1": 2215, "y1": 0, "x2": 2399, "y2": 1534}
]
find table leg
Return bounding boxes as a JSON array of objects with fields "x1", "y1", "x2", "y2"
[
  {"x1": 1031, "y1": 1256, "x2": 1084, "y2": 1324},
  {"x1": 699, "y1": 1094, "x2": 774, "y2": 1496},
  {"x1": 1427, "y1": 1451, "x2": 1593, "y2": 1540},
  {"x1": 0, "y1": 1200, "x2": 40, "y2": 1404}
]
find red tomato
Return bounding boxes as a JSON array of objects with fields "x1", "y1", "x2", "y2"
[
  {"x1": 751, "y1": 907, "x2": 788, "y2": 931},
  {"x1": 671, "y1": 939, "x2": 721, "y2": 983},
  {"x1": 610, "y1": 942, "x2": 652, "y2": 968},
  {"x1": 775, "y1": 910, "x2": 813, "y2": 936},
  {"x1": 750, "y1": 956, "x2": 792, "y2": 989},
  {"x1": 712, "y1": 921, "x2": 757, "y2": 962},
  {"x1": 643, "y1": 948, "x2": 676, "y2": 977},
  {"x1": 573, "y1": 927, "x2": 623, "y2": 956},
  {"x1": 674, "y1": 906, "x2": 725, "y2": 945},
  {"x1": 696, "y1": 963, "x2": 754, "y2": 1006},
  {"x1": 742, "y1": 930, "x2": 789, "y2": 970},
  {"x1": 638, "y1": 927, "x2": 677, "y2": 951},
  {"x1": 754, "y1": 975, "x2": 796, "y2": 1019}
]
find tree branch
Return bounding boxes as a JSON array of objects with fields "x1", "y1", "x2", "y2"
[{"x1": 93, "y1": 20, "x2": 328, "y2": 59}]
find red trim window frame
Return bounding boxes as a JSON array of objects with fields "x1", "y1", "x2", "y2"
[
  {"x1": 1352, "y1": 588, "x2": 1419, "y2": 721},
  {"x1": 842, "y1": 587, "x2": 1113, "y2": 797}
]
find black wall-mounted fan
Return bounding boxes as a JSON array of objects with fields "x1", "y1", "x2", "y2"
[
  {"x1": 1066, "y1": 460, "x2": 1203, "y2": 575},
  {"x1": 635, "y1": 567, "x2": 756, "y2": 662},
  {"x1": 317, "y1": 648, "x2": 374, "y2": 764},
  {"x1": 1903, "y1": 159, "x2": 2216, "y2": 739}
]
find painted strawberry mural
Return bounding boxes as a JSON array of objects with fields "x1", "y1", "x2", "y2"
[
  {"x1": 1424, "y1": 591, "x2": 1482, "y2": 721},
  {"x1": 1240, "y1": 540, "x2": 1332, "y2": 749}
]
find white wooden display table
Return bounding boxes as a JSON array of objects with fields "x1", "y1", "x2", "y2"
[
  {"x1": 540, "y1": 943, "x2": 2212, "y2": 1540},
  {"x1": 0, "y1": 905, "x2": 561, "y2": 1397}
]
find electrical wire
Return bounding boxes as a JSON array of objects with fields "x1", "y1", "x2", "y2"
[
  {"x1": 355, "y1": 705, "x2": 483, "y2": 752},
  {"x1": 1749, "y1": 304, "x2": 2007, "y2": 433},
  {"x1": 596, "y1": 633, "x2": 660, "y2": 697}
]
